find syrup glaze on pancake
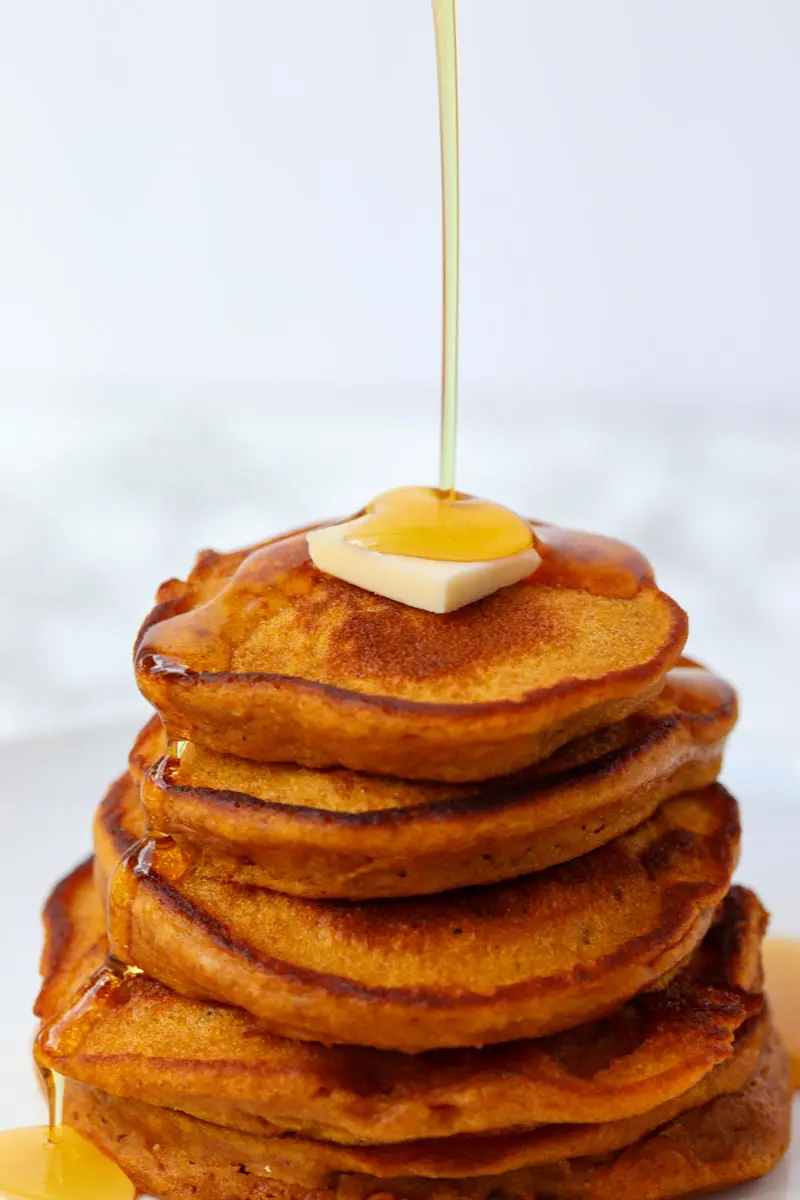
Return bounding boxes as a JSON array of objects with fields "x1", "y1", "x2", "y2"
[
  {"x1": 61, "y1": 1027, "x2": 791, "y2": 1200},
  {"x1": 38, "y1": 864, "x2": 765, "y2": 1146},
  {"x1": 97, "y1": 775, "x2": 740, "y2": 1051},
  {"x1": 133, "y1": 661, "x2": 736, "y2": 898},
  {"x1": 134, "y1": 522, "x2": 688, "y2": 781}
]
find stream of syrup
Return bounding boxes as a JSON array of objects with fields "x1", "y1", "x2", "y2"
[
  {"x1": 432, "y1": 0, "x2": 460, "y2": 496},
  {"x1": 347, "y1": 0, "x2": 534, "y2": 563}
]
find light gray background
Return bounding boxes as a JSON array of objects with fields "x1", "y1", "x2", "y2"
[
  {"x1": 2, "y1": 0, "x2": 800, "y2": 391},
  {"x1": 0, "y1": 1, "x2": 798, "y2": 767}
]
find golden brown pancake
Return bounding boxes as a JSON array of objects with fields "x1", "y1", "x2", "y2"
[
  {"x1": 134, "y1": 523, "x2": 688, "y2": 781},
  {"x1": 37, "y1": 863, "x2": 764, "y2": 1145},
  {"x1": 133, "y1": 661, "x2": 736, "y2": 899},
  {"x1": 97, "y1": 775, "x2": 739, "y2": 1051},
  {"x1": 62, "y1": 1027, "x2": 791, "y2": 1199}
]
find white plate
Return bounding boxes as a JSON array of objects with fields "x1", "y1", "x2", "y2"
[{"x1": 0, "y1": 724, "x2": 796, "y2": 1197}]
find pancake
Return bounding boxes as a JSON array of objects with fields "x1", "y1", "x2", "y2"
[
  {"x1": 98, "y1": 775, "x2": 739, "y2": 1051},
  {"x1": 37, "y1": 863, "x2": 764, "y2": 1144},
  {"x1": 133, "y1": 661, "x2": 736, "y2": 899},
  {"x1": 61, "y1": 1027, "x2": 792, "y2": 1199},
  {"x1": 134, "y1": 522, "x2": 688, "y2": 781}
]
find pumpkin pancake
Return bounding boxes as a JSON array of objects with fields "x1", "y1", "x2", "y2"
[
  {"x1": 38, "y1": 863, "x2": 765, "y2": 1147},
  {"x1": 133, "y1": 661, "x2": 736, "y2": 899},
  {"x1": 97, "y1": 775, "x2": 739, "y2": 1051},
  {"x1": 61, "y1": 1026, "x2": 791, "y2": 1199},
  {"x1": 134, "y1": 522, "x2": 688, "y2": 781}
]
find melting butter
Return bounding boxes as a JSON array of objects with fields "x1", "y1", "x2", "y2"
[{"x1": 308, "y1": 506, "x2": 540, "y2": 613}]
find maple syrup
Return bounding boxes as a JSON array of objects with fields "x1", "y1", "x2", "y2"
[
  {"x1": 37, "y1": 961, "x2": 141, "y2": 1071},
  {"x1": 105, "y1": 825, "x2": 176, "y2": 967},
  {"x1": 349, "y1": 0, "x2": 538, "y2": 563},
  {"x1": 348, "y1": 487, "x2": 534, "y2": 561},
  {"x1": 0, "y1": 1068, "x2": 134, "y2": 1200},
  {"x1": 763, "y1": 937, "x2": 800, "y2": 1090},
  {"x1": 432, "y1": 0, "x2": 460, "y2": 496}
]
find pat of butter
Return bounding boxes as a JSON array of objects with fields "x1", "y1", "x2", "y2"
[{"x1": 307, "y1": 520, "x2": 541, "y2": 613}]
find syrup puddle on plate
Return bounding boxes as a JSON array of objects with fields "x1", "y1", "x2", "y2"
[{"x1": 0, "y1": 1070, "x2": 135, "y2": 1200}]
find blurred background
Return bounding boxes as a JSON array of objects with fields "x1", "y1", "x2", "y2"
[{"x1": 0, "y1": 0, "x2": 798, "y2": 768}]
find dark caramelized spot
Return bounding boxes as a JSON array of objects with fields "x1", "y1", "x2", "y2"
[
  {"x1": 641, "y1": 830, "x2": 698, "y2": 879},
  {"x1": 323, "y1": 584, "x2": 562, "y2": 685}
]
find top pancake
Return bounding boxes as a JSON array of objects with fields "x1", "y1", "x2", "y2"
[
  {"x1": 134, "y1": 522, "x2": 687, "y2": 781},
  {"x1": 133, "y1": 660, "x2": 736, "y2": 898}
]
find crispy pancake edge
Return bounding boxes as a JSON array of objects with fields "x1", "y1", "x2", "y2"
[
  {"x1": 132, "y1": 662, "x2": 736, "y2": 898},
  {"x1": 37, "y1": 862, "x2": 765, "y2": 1143},
  {"x1": 61, "y1": 1026, "x2": 791, "y2": 1200}
]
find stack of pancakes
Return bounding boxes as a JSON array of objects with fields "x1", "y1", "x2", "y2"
[{"x1": 35, "y1": 523, "x2": 793, "y2": 1199}]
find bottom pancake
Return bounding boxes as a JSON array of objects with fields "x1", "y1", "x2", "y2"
[{"x1": 63, "y1": 1028, "x2": 791, "y2": 1200}]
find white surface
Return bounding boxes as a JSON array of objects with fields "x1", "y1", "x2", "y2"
[
  {"x1": 0, "y1": 723, "x2": 796, "y2": 1197},
  {"x1": 1, "y1": 1, "x2": 800, "y2": 395}
]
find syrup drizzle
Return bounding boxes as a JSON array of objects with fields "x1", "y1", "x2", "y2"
[
  {"x1": 38, "y1": 960, "x2": 142, "y2": 1070},
  {"x1": 432, "y1": 0, "x2": 460, "y2": 495},
  {"x1": 105, "y1": 744, "x2": 181, "y2": 966},
  {"x1": 348, "y1": 487, "x2": 534, "y2": 561},
  {"x1": 350, "y1": 1, "x2": 533, "y2": 563},
  {"x1": 3, "y1": 759, "x2": 171, "y2": 1199}
]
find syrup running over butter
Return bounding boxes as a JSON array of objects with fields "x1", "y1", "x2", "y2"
[
  {"x1": 763, "y1": 937, "x2": 800, "y2": 1090},
  {"x1": 349, "y1": 487, "x2": 534, "y2": 561},
  {"x1": 0, "y1": 1065, "x2": 135, "y2": 1200}
]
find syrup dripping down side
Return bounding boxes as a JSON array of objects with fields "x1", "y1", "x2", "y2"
[{"x1": 0, "y1": 740, "x2": 179, "y2": 1199}]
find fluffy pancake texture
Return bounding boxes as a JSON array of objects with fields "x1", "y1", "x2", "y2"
[
  {"x1": 37, "y1": 864, "x2": 764, "y2": 1145},
  {"x1": 132, "y1": 661, "x2": 736, "y2": 898},
  {"x1": 134, "y1": 524, "x2": 688, "y2": 780}
]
